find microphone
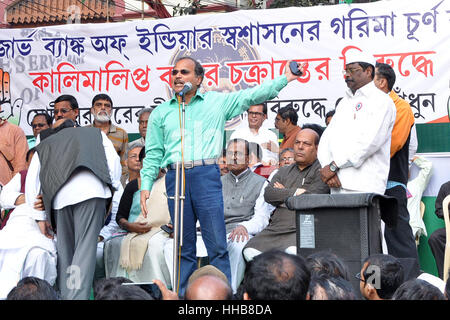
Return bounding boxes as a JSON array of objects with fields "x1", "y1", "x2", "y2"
[{"x1": 178, "y1": 82, "x2": 192, "y2": 96}]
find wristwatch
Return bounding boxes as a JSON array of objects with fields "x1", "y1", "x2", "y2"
[{"x1": 329, "y1": 161, "x2": 339, "y2": 172}]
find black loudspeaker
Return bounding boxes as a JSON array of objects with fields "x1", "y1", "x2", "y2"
[{"x1": 286, "y1": 193, "x2": 398, "y2": 298}]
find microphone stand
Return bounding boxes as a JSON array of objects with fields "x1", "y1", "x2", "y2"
[{"x1": 170, "y1": 91, "x2": 186, "y2": 293}]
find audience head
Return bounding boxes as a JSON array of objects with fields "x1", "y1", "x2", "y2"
[
  {"x1": 53, "y1": 94, "x2": 79, "y2": 122},
  {"x1": 293, "y1": 128, "x2": 319, "y2": 170},
  {"x1": 279, "y1": 148, "x2": 295, "y2": 167},
  {"x1": 127, "y1": 144, "x2": 144, "y2": 173},
  {"x1": 6, "y1": 277, "x2": 59, "y2": 300},
  {"x1": 91, "y1": 93, "x2": 113, "y2": 123},
  {"x1": 185, "y1": 274, "x2": 232, "y2": 300},
  {"x1": 226, "y1": 138, "x2": 249, "y2": 176},
  {"x1": 247, "y1": 104, "x2": 267, "y2": 130},
  {"x1": 325, "y1": 110, "x2": 335, "y2": 126},
  {"x1": 302, "y1": 123, "x2": 324, "y2": 138},
  {"x1": 374, "y1": 62, "x2": 396, "y2": 93},
  {"x1": 275, "y1": 106, "x2": 298, "y2": 134},
  {"x1": 392, "y1": 278, "x2": 445, "y2": 300},
  {"x1": 242, "y1": 250, "x2": 310, "y2": 300},
  {"x1": 137, "y1": 108, "x2": 153, "y2": 139},
  {"x1": 359, "y1": 254, "x2": 404, "y2": 300},
  {"x1": 219, "y1": 148, "x2": 229, "y2": 176},
  {"x1": 94, "y1": 277, "x2": 154, "y2": 300},
  {"x1": 307, "y1": 274, "x2": 357, "y2": 300},
  {"x1": 31, "y1": 113, "x2": 52, "y2": 137},
  {"x1": 306, "y1": 250, "x2": 350, "y2": 280}
]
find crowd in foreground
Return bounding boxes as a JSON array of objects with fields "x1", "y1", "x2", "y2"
[{"x1": 5, "y1": 250, "x2": 450, "y2": 300}]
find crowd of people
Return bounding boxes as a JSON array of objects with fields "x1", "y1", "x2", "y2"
[{"x1": 0, "y1": 53, "x2": 449, "y2": 301}]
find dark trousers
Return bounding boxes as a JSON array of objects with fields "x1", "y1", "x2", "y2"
[
  {"x1": 428, "y1": 227, "x2": 446, "y2": 279},
  {"x1": 384, "y1": 186, "x2": 420, "y2": 262},
  {"x1": 166, "y1": 164, "x2": 231, "y2": 297}
]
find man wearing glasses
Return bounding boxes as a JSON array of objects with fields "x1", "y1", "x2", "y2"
[
  {"x1": 52, "y1": 94, "x2": 80, "y2": 124},
  {"x1": 318, "y1": 50, "x2": 396, "y2": 196},
  {"x1": 229, "y1": 103, "x2": 279, "y2": 165},
  {"x1": 140, "y1": 56, "x2": 302, "y2": 296},
  {"x1": 27, "y1": 113, "x2": 52, "y2": 148}
]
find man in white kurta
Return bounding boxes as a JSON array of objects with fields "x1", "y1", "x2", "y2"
[
  {"x1": 318, "y1": 51, "x2": 396, "y2": 195},
  {"x1": 26, "y1": 123, "x2": 122, "y2": 300},
  {"x1": 230, "y1": 104, "x2": 279, "y2": 165}
]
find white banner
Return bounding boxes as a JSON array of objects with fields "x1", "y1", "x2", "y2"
[{"x1": 0, "y1": 0, "x2": 449, "y2": 135}]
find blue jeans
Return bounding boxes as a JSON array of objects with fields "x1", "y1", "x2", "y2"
[{"x1": 165, "y1": 164, "x2": 231, "y2": 296}]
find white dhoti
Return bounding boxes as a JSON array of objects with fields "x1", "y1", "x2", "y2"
[{"x1": 0, "y1": 209, "x2": 57, "y2": 299}]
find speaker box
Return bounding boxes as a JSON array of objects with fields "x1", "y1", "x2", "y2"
[{"x1": 286, "y1": 193, "x2": 397, "y2": 298}]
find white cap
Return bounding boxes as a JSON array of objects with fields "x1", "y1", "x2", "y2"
[{"x1": 345, "y1": 49, "x2": 376, "y2": 67}]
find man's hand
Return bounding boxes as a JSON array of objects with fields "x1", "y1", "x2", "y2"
[
  {"x1": 285, "y1": 60, "x2": 305, "y2": 83},
  {"x1": 228, "y1": 225, "x2": 249, "y2": 243},
  {"x1": 319, "y1": 165, "x2": 336, "y2": 184},
  {"x1": 152, "y1": 279, "x2": 179, "y2": 300},
  {"x1": 274, "y1": 181, "x2": 285, "y2": 189},
  {"x1": 127, "y1": 221, "x2": 152, "y2": 234},
  {"x1": 37, "y1": 220, "x2": 54, "y2": 239},
  {"x1": 34, "y1": 194, "x2": 45, "y2": 211},
  {"x1": 326, "y1": 174, "x2": 342, "y2": 189},
  {"x1": 140, "y1": 190, "x2": 150, "y2": 218}
]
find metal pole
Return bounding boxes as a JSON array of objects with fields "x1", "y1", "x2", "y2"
[
  {"x1": 172, "y1": 162, "x2": 181, "y2": 289},
  {"x1": 171, "y1": 95, "x2": 187, "y2": 293},
  {"x1": 141, "y1": 0, "x2": 144, "y2": 19},
  {"x1": 107, "y1": 0, "x2": 109, "y2": 22}
]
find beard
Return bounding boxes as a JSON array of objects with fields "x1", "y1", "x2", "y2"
[{"x1": 94, "y1": 111, "x2": 111, "y2": 123}]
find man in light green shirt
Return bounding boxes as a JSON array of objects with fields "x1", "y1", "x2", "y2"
[{"x1": 140, "y1": 56, "x2": 302, "y2": 296}]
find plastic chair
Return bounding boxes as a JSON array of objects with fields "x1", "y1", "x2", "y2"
[{"x1": 443, "y1": 194, "x2": 450, "y2": 283}]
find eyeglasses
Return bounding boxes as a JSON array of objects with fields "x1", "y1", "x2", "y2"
[
  {"x1": 355, "y1": 272, "x2": 366, "y2": 283},
  {"x1": 281, "y1": 157, "x2": 294, "y2": 162},
  {"x1": 171, "y1": 69, "x2": 191, "y2": 76},
  {"x1": 31, "y1": 123, "x2": 47, "y2": 129},
  {"x1": 226, "y1": 151, "x2": 245, "y2": 158},
  {"x1": 54, "y1": 108, "x2": 72, "y2": 115},
  {"x1": 248, "y1": 111, "x2": 264, "y2": 117},
  {"x1": 342, "y1": 67, "x2": 362, "y2": 75}
]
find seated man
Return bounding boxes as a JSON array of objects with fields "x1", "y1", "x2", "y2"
[
  {"x1": 229, "y1": 103, "x2": 279, "y2": 165},
  {"x1": 243, "y1": 128, "x2": 329, "y2": 261},
  {"x1": 428, "y1": 180, "x2": 450, "y2": 279},
  {"x1": 164, "y1": 138, "x2": 274, "y2": 293},
  {"x1": 0, "y1": 149, "x2": 57, "y2": 299}
]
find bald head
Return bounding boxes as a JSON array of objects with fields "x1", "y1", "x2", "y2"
[
  {"x1": 185, "y1": 275, "x2": 232, "y2": 300},
  {"x1": 293, "y1": 128, "x2": 319, "y2": 170}
]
